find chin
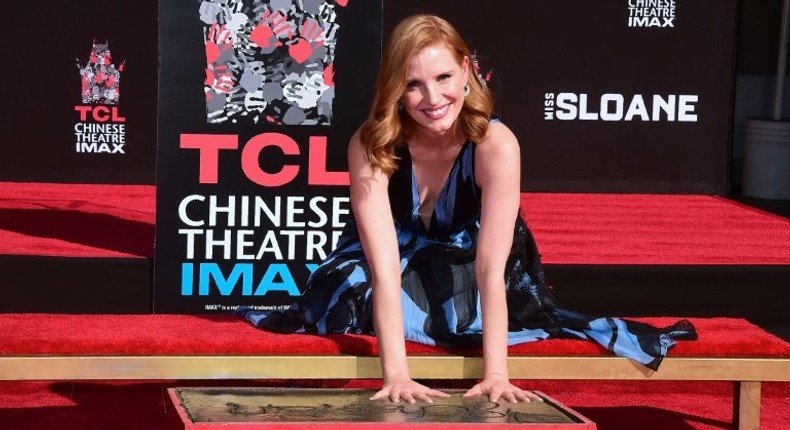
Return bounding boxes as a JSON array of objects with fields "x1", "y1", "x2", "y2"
[
  {"x1": 429, "y1": 123, "x2": 456, "y2": 135},
  {"x1": 417, "y1": 113, "x2": 461, "y2": 135}
]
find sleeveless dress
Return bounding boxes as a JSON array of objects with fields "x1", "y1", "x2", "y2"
[{"x1": 237, "y1": 139, "x2": 696, "y2": 371}]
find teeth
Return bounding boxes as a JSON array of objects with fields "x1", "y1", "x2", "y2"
[{"x1": 424, "y1": 105, "x2": 449, "y2": 118}]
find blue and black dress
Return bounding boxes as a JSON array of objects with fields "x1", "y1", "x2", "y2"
[{"x1": 238, "y1": 139, "x2": 696, "y2": 370}]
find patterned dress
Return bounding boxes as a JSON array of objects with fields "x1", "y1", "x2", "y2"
[{"x1": 237, "y1": 139, "x2": 696, "y2": 370}]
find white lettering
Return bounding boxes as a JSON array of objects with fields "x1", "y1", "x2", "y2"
[
  {"x1": 546, "y1": 93, "x2": 699, "y2": 123},
  {"x1": 600, "y1": 94, "x2": 624, "y2": 121},
  {"x1": 624, "y1": 95, "x2": 650, "y2": 121},
  {"x1": 678, "y1": 95, "x2": 698, "y2": 122},
  {"x1": 555, "y1": 93, "x2": 578, "y2": 120}
]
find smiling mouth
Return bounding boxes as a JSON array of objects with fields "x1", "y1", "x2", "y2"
[{"x1": 422, "y1": 104, "x2": 450, "y2": 120}]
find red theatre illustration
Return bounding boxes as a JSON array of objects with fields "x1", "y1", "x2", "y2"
[
  {"x1": 199, "y1": 0, "x2": 348, "y2": 125},
  {"x1": 77, "y1": 40, "x2": 125, "y2": 105}
]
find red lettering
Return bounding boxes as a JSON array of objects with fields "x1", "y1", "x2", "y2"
[
  {"x1": 74, "y1": 105, "x2": 91, "y2": 121},
  {"x1": 111, "y1": 107, "x2": 126, "y2": 122},
  {"x1": 180, "y1": 134, "x2": 239, "y2": 183},
  {"x1": 308, "y1": 136, "x2": 349, "y2": 185},
  {"x1": 93, "y1": 106, "x2": 111, "y2": 122},
  {"x1": 241, "y1": 133, "x2": 300, "y2": 187},
  {"x1": 75, "y1": 105, "x2": 126, "y2": 123},
  {"x1": 181, "y1": 133, "x2": 349, "y2": 187}
]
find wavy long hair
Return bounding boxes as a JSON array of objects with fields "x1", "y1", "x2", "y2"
[{"x1": 359, "y1": 14, "x2": 494, "y2": 175}]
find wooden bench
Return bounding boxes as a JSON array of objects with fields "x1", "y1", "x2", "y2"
[{"x1": 1, "y1": 314, "x2": 788, "y2": 430}]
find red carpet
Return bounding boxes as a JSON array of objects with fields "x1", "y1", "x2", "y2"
[
  {"x1": 2, "y1": 314, "x2": 788, "y2": 358},
  {"x1": 3, "y1": 183, "x2": 790, "y2": 264},
  {"x1": 520, "y1": 193, "x2": 790, "y2": 265},
  {"x1": 1, "y1": 315, "x2": 787, "y2": 429},
  {"x1": 0, "y1": 182, "x2": 155, "y2": 257},
  {"x1": 0, "y1": 380, "x2": 787, "y2": 430}
]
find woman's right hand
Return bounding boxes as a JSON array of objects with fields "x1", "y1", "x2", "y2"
[{"x1": 370, "y1": 376, "x2": 450, "y2": 403}]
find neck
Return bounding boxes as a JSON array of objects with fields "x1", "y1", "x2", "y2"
[{"x1": 409, "y1": 127, "x2": 463, "y2": 152}]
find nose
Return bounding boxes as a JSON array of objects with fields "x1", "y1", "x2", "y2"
[{"x1": 423, "y1": 82, "x2": 442, "y2": 105}]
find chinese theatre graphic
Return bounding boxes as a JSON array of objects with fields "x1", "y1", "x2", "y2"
[
  {"x1": 74, "y1": 39, "x2": 127, "y2": 154},
  {"x1": 199, "y1": 0, "x2": 348, "y2": 125}
]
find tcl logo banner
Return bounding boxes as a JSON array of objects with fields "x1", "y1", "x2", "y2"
[{"x1": 155, "y1": 0, "x2": 380, "y2": 313}]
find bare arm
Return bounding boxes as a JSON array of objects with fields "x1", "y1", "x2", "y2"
[
  {"x1": 348, "y1": 131, "x2": 448, "y2": 403},
  {"x1": 464, "y1": 122, "x2": 541, "y2": 403}
]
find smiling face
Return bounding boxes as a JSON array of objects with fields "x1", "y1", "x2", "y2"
[{"x1": 401, "y1": 43, "x2": 469, "y2": 138}]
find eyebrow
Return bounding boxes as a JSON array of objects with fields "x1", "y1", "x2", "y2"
[{"x1": 405, "y1": 70, "x2": 455, "y2": 82}]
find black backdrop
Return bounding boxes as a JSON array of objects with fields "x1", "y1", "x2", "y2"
[
  {"x1": 386, "y1": 0, "x2": 738, "y2": 193},
  {"x1": 0, "y1": 1, "x2": 736, "y2": 191},
  {"x1": 0, "y1": 1, "x2": 739, "y2": 313},
  {"x1": 0, "y1": 1, "x2": 158, "y2": 184},
  {"x1": 154, "y1": 0, "x2": 739, "y2": 313}
]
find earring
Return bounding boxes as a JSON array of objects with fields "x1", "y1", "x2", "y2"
[
  {"x1": 463, "y1": 84, "x2": 471, "y2": 97},
  {"x1": 397, "y1": 100, "x2": 404, "y2": 110}
]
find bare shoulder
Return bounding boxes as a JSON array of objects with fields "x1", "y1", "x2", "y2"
[
  {"x1": 347, "y1": 127, "x2": 364, "y2": 155},
  {"x1": 347, "y1": 127, "x2": 370, "y2": 170},
  {"x1": 347, "y1": 126, "x2": 389, "y2": 185},
  {"x1": 476, "y1": 121, "x2": 520, "y2": 164}
]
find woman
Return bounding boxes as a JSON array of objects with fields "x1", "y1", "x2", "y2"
[{"x1": 238, "y1": 14, "x2": 696, "y2": 404}]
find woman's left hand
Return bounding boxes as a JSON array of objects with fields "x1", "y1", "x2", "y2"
[{"x1": 462, "y1": 374, "x2": 543, "y2": 403}]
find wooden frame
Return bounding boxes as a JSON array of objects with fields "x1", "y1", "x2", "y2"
[
  {"x1": 2, "y1": 354, "x2": 787, "y2": 430},
  {"x1": 2, "y1": 355, "x2": 789, "y2": 381}
]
